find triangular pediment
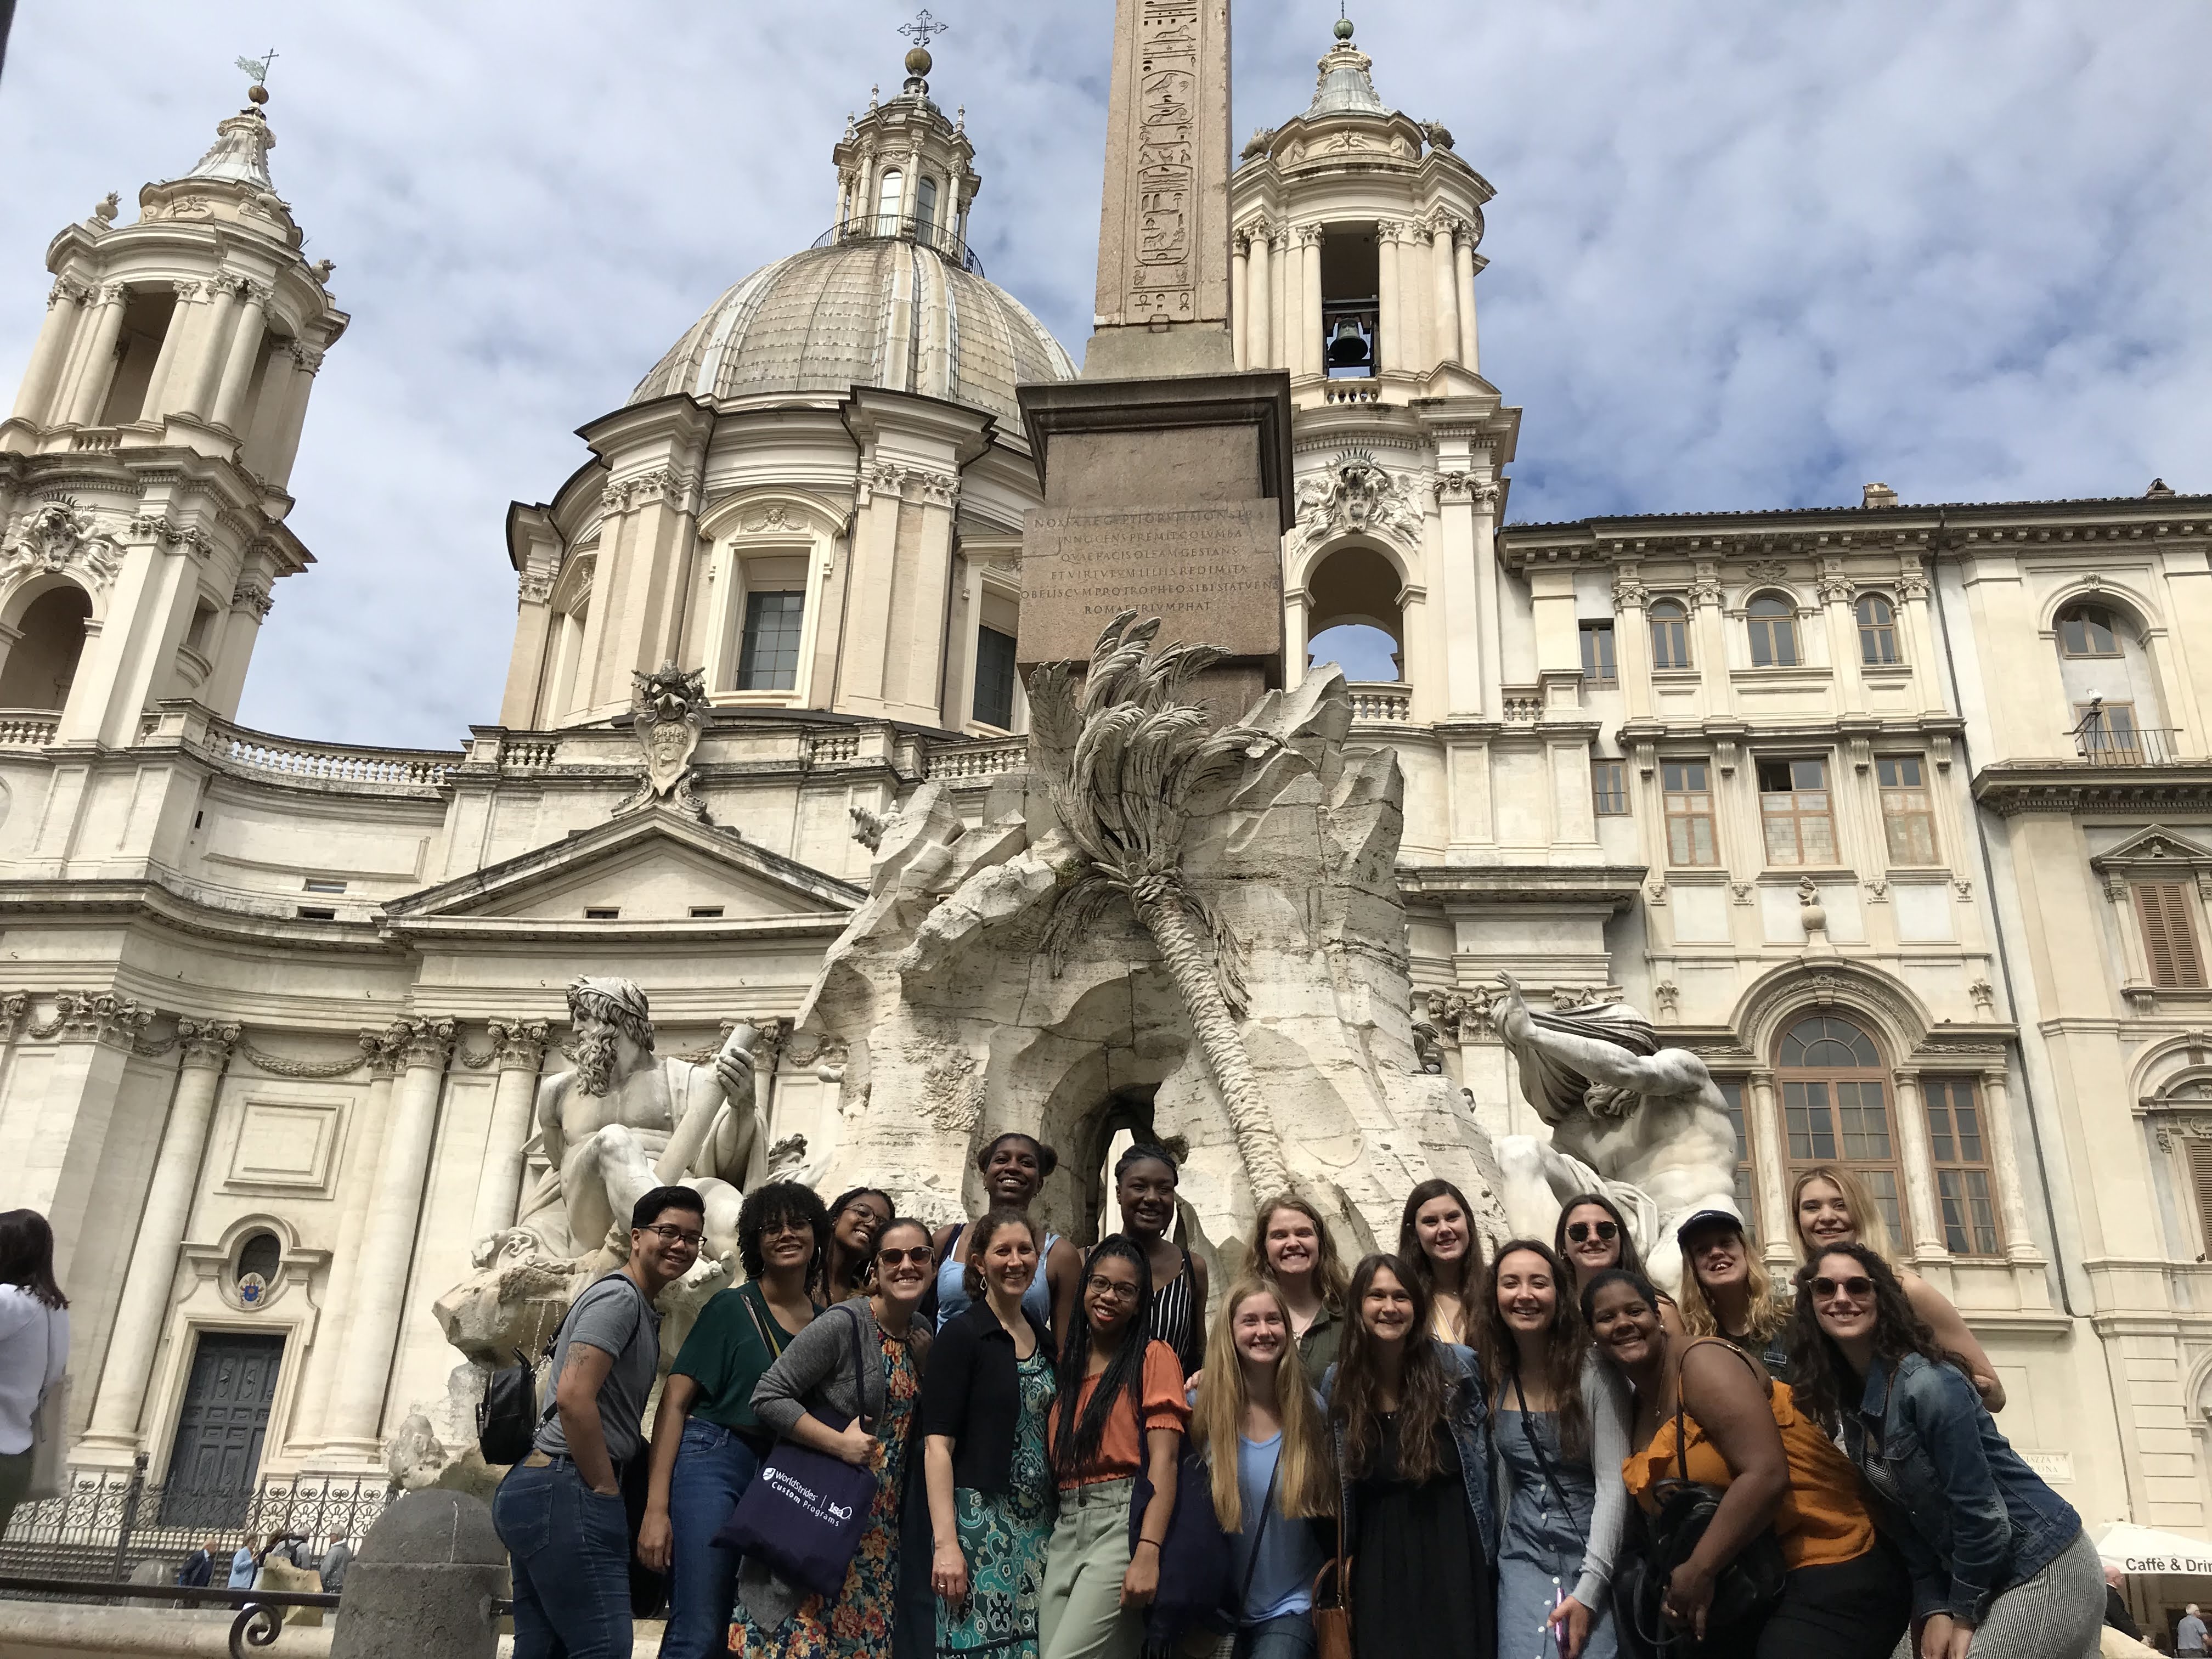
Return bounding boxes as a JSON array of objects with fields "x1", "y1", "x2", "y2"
[
  {"x1": 380, "y1": 808, "x2": 863, "y2": 934},
  {"x1": 2090, "y1": 824, "x2": 2212, "y2": 871}
]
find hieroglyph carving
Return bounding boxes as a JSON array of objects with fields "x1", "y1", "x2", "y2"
[
  {"x1": 3, "y1": 499, "x2": 123, "y2": 591},
  {"x1": 612, "y1": 663, "x2": 709, "y2": 822},
  {"x1": 1128, "y1": 0, "x2": 1201, "y2": 325}
]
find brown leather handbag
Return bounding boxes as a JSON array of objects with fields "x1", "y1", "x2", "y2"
[{"x1": 1310, "y1": 1507, "x2": 1353, "y2": 1659}]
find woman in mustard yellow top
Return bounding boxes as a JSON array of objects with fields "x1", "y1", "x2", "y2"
[{"x1": 1585, "y1": 1267, "x2": 1909, "y2": 1659}]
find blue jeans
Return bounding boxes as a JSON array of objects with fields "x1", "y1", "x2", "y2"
[
  {"x1": 495, "y1": 1458, "x2": 633, "y2": 1659},
  {"x1": 1234, "y1": 1613, "x2": 1316, "y2": 1659},
  {"x1": 659, "y1": 1421, "x2": 763, "y2": 1659}
]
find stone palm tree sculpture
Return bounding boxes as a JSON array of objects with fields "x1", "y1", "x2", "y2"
[{"x1": 1026, "y1": 611, "x2": 1295, "y2": 1201}]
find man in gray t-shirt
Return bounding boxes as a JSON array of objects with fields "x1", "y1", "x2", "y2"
[
  {"x1": 2180, "y1": 1603, "x2": 2208, "y2": 1655},
  {"x1": 492, "y1": 1183, "x2": 704, "y2": 1659}
]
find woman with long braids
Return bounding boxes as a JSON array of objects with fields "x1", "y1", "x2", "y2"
[
  {"x1": 1039, "y1": 1237, "x2": 1187, "y2": 1659},
  {"x1": 817, "y1": 1187, "x2": 894, "y2": 1307},
  {"x1": 1791, "y1": 1244, "x2": 2101, "y2": 1659},
  {"x1": 1111, "y1": 1145, "x2": 1209, "y2": 1376},
  {"x1": 1553, "y1": 1191, "x2": 1685, "y2": 1336},
  {"x1": 1249, "y1": 1193, "x2": 1351, "y2": 1387},
  {"x1": 1398, "y1": 1178, "x2": 1483, "y2": 1344},
  {"x1": 1791, "y1": 1166, "x2": 2004, "y2": 1411},
  {"x1": 1324, "y1": 1253, "x2": 1498, "y2": 1659},
  {"x1": 1477, "y1": 1240, "x2": 1628, "y2": 1659},
  {"x1": 932, "y1": 1134, "x2": 1082, "y2": 1343}
]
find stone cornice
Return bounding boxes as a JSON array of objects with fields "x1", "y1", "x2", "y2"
[
  {"x1": 1396, "y1": 864, "x2": 1647, "y2": 907},
  {"x1": 1971, "y1": 762, "x2": 2212, "y2": 817}
]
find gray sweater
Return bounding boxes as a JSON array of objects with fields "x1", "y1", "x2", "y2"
[
  {"x1": 1491, "y1": 1348, "x2": 1632, "y2": 1612},
  {"x1": 736, "y1": 1297, "x2": 931, "y2": 1632}
]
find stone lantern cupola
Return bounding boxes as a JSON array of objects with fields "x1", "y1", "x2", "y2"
[
  {"x1": 1231, "y1": 15, "x2": 1494, "y2": 401},
  {"x1": 827, "y1": 40, "x2": 981, "y2": 268}
]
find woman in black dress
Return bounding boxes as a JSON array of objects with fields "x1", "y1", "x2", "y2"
[{"x1": 1322, "y1": 1253, "x2": 1499, "y2": 1657}]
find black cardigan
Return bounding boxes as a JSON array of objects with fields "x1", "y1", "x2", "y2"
[{"x1": 917, "y1": 1298, "x2": 1053, "y2": 1494}]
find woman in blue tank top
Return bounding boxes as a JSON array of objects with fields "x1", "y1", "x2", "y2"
[{"x1": 933, "y1": 1133, "x2": 1081, "y2": 1345}]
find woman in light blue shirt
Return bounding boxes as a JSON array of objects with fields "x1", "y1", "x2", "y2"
[{"x1": 1190, "y1": 1280, "x2": 1336, "y2": 1659}]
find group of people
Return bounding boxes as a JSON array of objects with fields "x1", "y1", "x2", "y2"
[{"x1": 495, "y1": 1146, "x2": 2108, "y2": 1659}]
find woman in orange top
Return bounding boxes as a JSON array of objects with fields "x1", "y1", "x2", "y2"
[
  {"x1": 1038, "y1": 1236, "x2": 1188, "y2": 1659},
  {"x1": 1586, "y1": 1267, "x2": 1908, "y2": 1659}
]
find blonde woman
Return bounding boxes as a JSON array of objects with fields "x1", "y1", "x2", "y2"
[
  {"x1": 1674, "y1": 1209, "x2": 1793, "y2": 1383},
  {"x1": 1192, "y1": 1281, "x2": 1335, "y2": 1659},
  {"x1": 1790, "y1": 1166, "x2": 2005, "y2": 1410},
  {"x1": 1248, "y1": 1195, "x2": 1351, "y2": 1387}
]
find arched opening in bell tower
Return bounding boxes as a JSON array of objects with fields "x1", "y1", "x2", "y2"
[
  {"x1": 1305, "y1": 543, "x2": 1403, "y2": 683},
  {"x1": 0, "y1": 582, "x2": 94, "y2": 710}
]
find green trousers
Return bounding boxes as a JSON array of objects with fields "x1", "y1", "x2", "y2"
[{"x1": 1039, "y1": 1476, "x2": 1144, "y2": 1659}]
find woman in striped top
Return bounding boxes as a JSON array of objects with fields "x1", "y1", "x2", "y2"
[{"x1": 1112, "y1": 1144, "x2": 1208, "y2": 1376}]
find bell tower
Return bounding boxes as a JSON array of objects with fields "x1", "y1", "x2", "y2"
[{"x1": 0, "y1": 62, "x2": 346, "y2": 747}]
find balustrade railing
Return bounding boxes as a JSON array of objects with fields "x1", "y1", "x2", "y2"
[
  {"x1": 808, "y1": 732, "x2": 861, "y2": 764},
  {"x1": 1345, "y1": 682, "x2": 1410, "y2": 721},
  {"x1": 812, "y1": 213, "x2": 985, "y2": 276},
  {"x1": 202, "y1": 719, "x2": 460, "y2": 792},
  {"x1": 0, "y1": 710, "x2": 60, "y2": 747},
  {"x1": 928, "y1": 739, "x2": 1029, "y2": 780}
]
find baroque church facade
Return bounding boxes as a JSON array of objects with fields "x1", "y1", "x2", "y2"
[{"x1": 1, "y1": 27, "x2": 2208, "y2": 1536}]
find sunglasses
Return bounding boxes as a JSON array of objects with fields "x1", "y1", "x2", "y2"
[
  {"x1": 1812, "y1": 1276, "x2": 1875, "y2": 1301},
  {"x1": 1566, "y1": 1220, "x2": 1619, "y2": 1244},
  {"x1": 877, "y1": 1246, "x2": 933, "y2": 1267}
]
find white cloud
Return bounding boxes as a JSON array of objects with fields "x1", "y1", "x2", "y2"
[{"x1": 2, "y1": 1, "x2": 2204, "y2": 746}]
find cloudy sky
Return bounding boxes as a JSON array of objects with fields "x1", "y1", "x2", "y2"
[{"x1": 2, "y1": 2, "x2": 2206, "y2": 747}]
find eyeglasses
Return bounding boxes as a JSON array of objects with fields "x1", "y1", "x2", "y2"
[
  {"x1": 760, "y1": 1218, "x2": 815, "y2": 1241},
  {"x1": 1085, "y1": 1276, "x2": 1140, "y2": 1302},
  {"x1": 641, "y1": 1223, "x2": 703, "y2": 1249},
  {"x1": 1812, "y1": 1276, "x2": 1875, "y2": 1301},
  {"x1": 1566, "y1": 1221, "x2": 1619, "y2": 1244},
  {"x1": 877, "y1": 1246, "x2": 933, "y2": 1267}
]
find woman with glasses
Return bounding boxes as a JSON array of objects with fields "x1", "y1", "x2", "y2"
[
  {"x1": 1112, "y1": 1146, "x2": 1209, "y2": 1377},
  {"x1": 1477, "y1": 1240, "x2": 1628, "y2": 1659},
  {"x1": 1555, "y1": 1192, "x2": 1685, "y2": 1336},
  {"x1": 735, "y1": 1216, "x2": 936, "y2": 1659},
  {"x1": 818, "y1": 1188, "x2": 894, "y2": 1309},
  {"x1": 640, "y1": 1183, "x2": 826, "y2": 1659},
  {"x1": 922, "y1": 1210, "x2": 1059, "y2": 1659},
  {"x1": 1398, "y1": 1179, "x2": 1483, "y2": 1344},
  {"x1": 1790, "y1": 1166, "x2": 2004, "y2": 1412},
  {"x1": 932, "y1": 1135, "x2": 1081, "y2": 1344},
  {"x1": 1248, "y1": 1193, "x2": 1351, "y2": 1388},
  {"x1": 1324, "y1": 1253, "x2": 1498, "y2": 1659},
  {"x1": 0, "y1": 1210, "x2": 67, "y2": 1541},
  {"x1": 1675, "y1": 1211, "x2": 1791, "y2": 1382},
  {"x1": 1039, "y1": 1237, "x2": 1188, "y2": 1659},
  {"x1": 1790, "y1": 1245, "x2": 2101, "y2": 1659}
]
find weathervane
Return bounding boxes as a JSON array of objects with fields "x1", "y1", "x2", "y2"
[
  {"x1": 899, "y1": 10, "x2": 948, "y2": 53},
  {"x1": 235, "y1": 47, "x2": 279, "y2": 105}
]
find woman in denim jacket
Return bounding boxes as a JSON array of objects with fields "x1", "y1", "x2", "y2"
[
  {"x1": 1790, "y1": 1244, "x2": 2102, "y2": 1659},
  {"x1": 1321, "y1": 1253, "x2": 1498, "y2": 1659}
]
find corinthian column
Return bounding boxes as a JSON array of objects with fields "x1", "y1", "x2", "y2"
[
  {"x1": 209, "y1": 281, "x2": 271, "y2": 433},
  {"x1": 1245, "y1": 223, "x2": 1273, "y2": 371},
  {"x1": 469, "y1": 1019, "x2": 550, "y2": 1244},
  {"x1": 1430, "y1": 218, "x2": 1462, "y2": 367},
  {"x1": 177, "y1": 278, "x2": 239, "y2": 421},
  {"x1": 77, "y1": 1018, "x2": 239, "y2": 1463},
  {"x1": 10, "y1": 279, "x2": 89, "y2": 425},
  {"x1": 320, "y1": 1017, "x2": 453, "y2": 1459},
  {"x1": 63, "y1": 284, "x2": 129, "y2": 427}
]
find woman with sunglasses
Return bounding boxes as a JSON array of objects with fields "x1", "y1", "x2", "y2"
[
  {"x1": 1113, "y1": 1145, "x2": 1209, "y2": 1376},
  {"x1": 817, "y1": 1188, "x2": 894, "y2": 1308},
  {"x1": 1324, "y1": 1253, "x2": 1498, "y2": 1659},
  {"x1": 932, "y1": 1135, "x2": 1081, "y2": 1344},
  {"x1": 1249, "y1": 1193, "x2": 1351, "y2": 1388},
  {"x1": 1477, "y1": 1240, "x2": 1628, "y2": 1659},
  {"x1": 1590, "y1": 1265, "x2": 1907, "y2": 1658},
  {"x1": 1790, "y1": 1167, "x2": 2004, "y2": 1412},
  {"x1": 1675, "y1": 1211, "x2": 1791, "y2": 1382},
  {"x1": 1398, "y1": 1178, "x2": 1483, "y2": 1344},
  {"x1": 641, "y1": 1182, "x2": 827, "y2": 1659},
  {"x1": 1555, "y1": 1192, "x2": 1685, "y2": 1336},
  {"x1": 1040, "y1": 1236, "x2": 1188, "y2": 1659},
  {"x1": 735, "y1": 1217, "x2": 936, "y2": 1659},
  {"x1": 1790, "y1": 1245, "x2": 2101, "y2": 1659},
  {"x1": 923, "y1": 1210, "x2": 1059, "y2": 1659}
]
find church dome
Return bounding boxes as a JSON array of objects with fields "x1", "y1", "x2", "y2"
[{"x1": 630, "y1": 232, "x2": 1075, "y2": 425}]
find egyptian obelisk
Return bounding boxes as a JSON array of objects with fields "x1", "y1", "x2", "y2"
[{"x1": 1015, "y1": 0, "x2": 1292, "y2": 698}]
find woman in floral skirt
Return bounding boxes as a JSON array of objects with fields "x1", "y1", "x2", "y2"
[{"x1": 733, "y1": 1216, "x2": 936, "y2": 1659}]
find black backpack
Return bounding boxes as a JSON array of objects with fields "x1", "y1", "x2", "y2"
[{"x1": 477, "y1": 1345, "x2": 549, "y2": 1466}]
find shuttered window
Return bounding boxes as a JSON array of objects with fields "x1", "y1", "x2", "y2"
[
  {"x1": 2188, "y1": 1140, "x2": 2212, "y2": 1257},
  {"x1": 2135, "y1": 882, "x2": 2207, "y2": 989}
]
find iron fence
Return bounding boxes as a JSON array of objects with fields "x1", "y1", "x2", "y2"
[{"x1": 0, "y1": 1458, "x2": 391, "y2": 1584}]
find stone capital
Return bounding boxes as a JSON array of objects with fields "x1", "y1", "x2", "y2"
[
  {"x1": 176, "y1": 1017, "x2": 242, "y2": 1070},
  {"x1": 1295, "y1": 221, "x2": 1327, "y2": 249},
  {"x1": 232, "y1": 580, "x2": 274, "y2": 620},
  {"x1": 359, "y1": 1024, "x2": 409, "y2": 1079},
  {"x1": 1816, "y1": 573, "x2": 1854, "y2": 605},
  {"x1": 398, "y1": 1017, "x2": 457, "y2": 1071},
  {"x1": 53, "y1": 992, "x2": 154, "y2": 1048},
  {"x1": 487, "y1": 1017, "x2": 551, "y2": 1073},
  {"x1": 95, "y1": 281, "x2": 131, "y2": 307},
  {"x1": 48, "y1": 278, "x2": 92, "y2": 309}
]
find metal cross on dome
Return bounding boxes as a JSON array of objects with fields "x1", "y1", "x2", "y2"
[
  {"x1": 900, "y1": 10, "x2": 949, "y2": 52},
  {"x1": 235, "y1": 47, "x2": 279, "y2": 87}
]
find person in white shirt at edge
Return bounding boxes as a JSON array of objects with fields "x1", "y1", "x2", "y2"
[
  {"x1": 2179, "y1": 1602, "x2": 2208, "y2": 1655},
  {"x1": 0, "y1": 1209, "x2": 69, "y2": 1538}
]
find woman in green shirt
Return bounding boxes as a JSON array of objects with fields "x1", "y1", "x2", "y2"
[
  {"x1": 641, "y1": 1181, "x2": 827, "y2": 1659},
  {"x1": 1250, "y1": 1193, "x2": 1350, "y2": 1389}
]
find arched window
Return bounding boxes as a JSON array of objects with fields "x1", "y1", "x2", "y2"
[
  {"x1": 1305, "y1": 545, "x2": 1404, "y2": 685},
  {"x1": 1746, "y1": 593, "x2": 1799, "y2": 667},
  {"x1": 235, "y1": 1229, "x2": 281, "y2": 1286},
  {"x1": 875, "y1": 170, "x2": 905, "y2": 234},
  {"x1": 1855, "y1": 594, "x2": 1899, "y2": 664},
  {"x1": 2057, "y1": 603, "x2": 2121, "y2": 658},
  {"x1": 0, "y1": 584, "x2": 93, "y2": 710},
  {"x1": 1778, "y1": 1013, "x2": 1901, "y2": 1242},
  {"x1": 1649, "y1": 599, "x2": 1691, "y2": 670},
  {"x1": 913, "y1": 174, "x2": 940, "y2": 233}
]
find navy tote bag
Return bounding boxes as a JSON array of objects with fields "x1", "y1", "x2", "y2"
[{"x1": 713, "y1": 1305, "x2": 881, "y2": 1599}]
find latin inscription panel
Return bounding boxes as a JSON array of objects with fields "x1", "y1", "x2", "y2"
[{"x1": 1017, "y1": 501, "x2": 1283, "y2": 663}]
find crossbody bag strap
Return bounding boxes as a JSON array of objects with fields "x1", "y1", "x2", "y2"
[
  {"x1": 1666, "y1": 1336, "x2": 1764, "y2": 1487},
  {"x1": 1235, "y1": 1446, "x2": 1283, "y2": 1612},
  {"x1": 1510, "y1": 1368, "x2": 1584, "y2": 1542},
  {"x1": 844, "y1": 1303, "x2": 871, "y2": 1424}
]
